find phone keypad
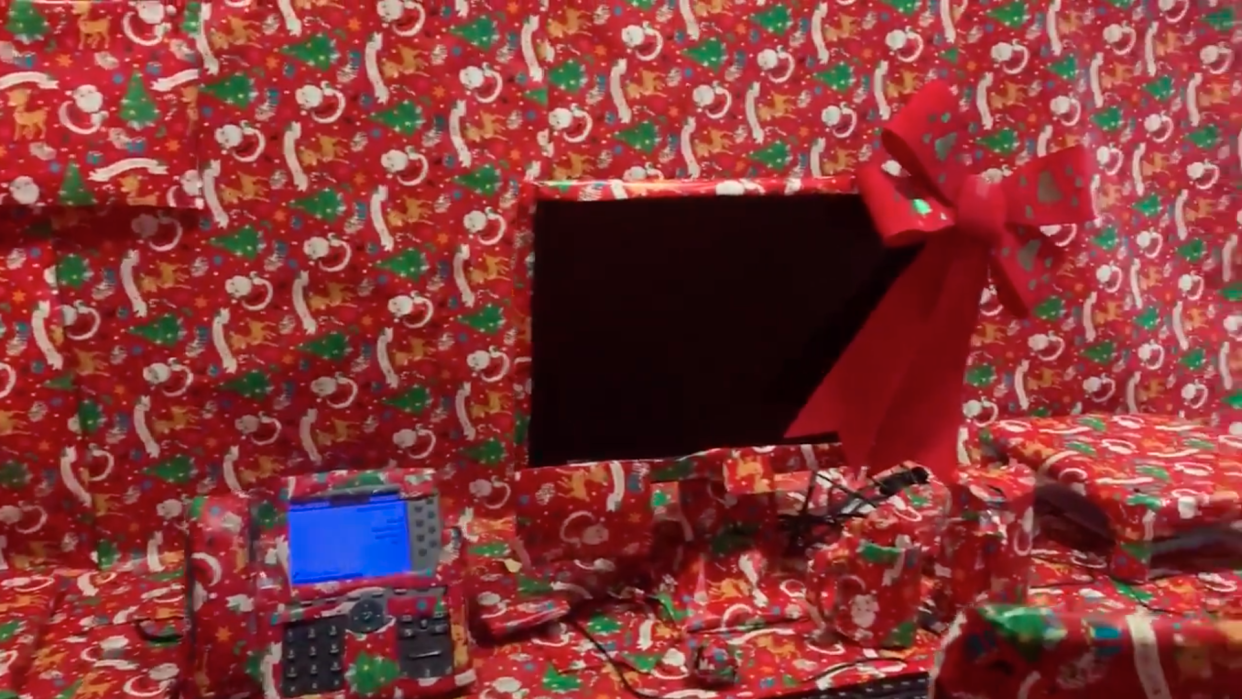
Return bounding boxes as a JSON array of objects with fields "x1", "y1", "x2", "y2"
[
  {"x1": 396, "y1": 606, "x2": 454, "y2": 680},
  {"x1": 281, "y1": 617, "x2": 347, "y2": 697}
]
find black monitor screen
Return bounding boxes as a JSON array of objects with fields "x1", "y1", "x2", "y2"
[{"x1": 527, "y1": 193, "x2": 917, "y2": 467}]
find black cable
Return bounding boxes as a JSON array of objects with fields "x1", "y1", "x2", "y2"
[{"x1": 571, "y1": 615, "x2": 931, "y2": 699}]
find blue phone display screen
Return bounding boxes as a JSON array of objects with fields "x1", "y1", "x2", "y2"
[{"x1": 287, "y1": 494, "x2": 413, "y2": 585}]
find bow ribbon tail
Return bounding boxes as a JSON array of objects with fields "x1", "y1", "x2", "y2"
[
  {"x1": 864, "y1": 237, "x2": 991, "y2": 480},
  {"x1": 786, "y1": 238, "x2": 957, "y2": 470}
]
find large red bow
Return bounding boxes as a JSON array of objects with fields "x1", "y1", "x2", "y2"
[{"x1": 787, "y1": 81, "x2": 1097, "y2": 481}]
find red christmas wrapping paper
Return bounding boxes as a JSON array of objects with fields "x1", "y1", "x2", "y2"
[
  {"x1": 809, "y1": 490, "x2": 936, "y2": 649},
  {"x1": 981, "y1": 414, "x2": 1242, "y2": 581},
  {"x1": 22, "y1": 613, "x2": 184, "y2": 699},
  {"x1": 0, "y1": 0, "x2": 201, "y2": 208},
  {"x1": 0, "y1": 572, "x2": 61, "y2": 696},
  {"x1": 934, "y1": 605, "x2": 1242, "y2": 699},
  {"x1": 512, "y1": 460, "x2": 653, "y2": 566},
  {"x1": 0, "y1": 0, "x2": 1233, "y2": 575},
  {"x1": 932, "y1": 465, "x2": 1036, "y2": 624},
  {"x1": 0, "y1": 0, "x2": 1237, "y2": 694}
]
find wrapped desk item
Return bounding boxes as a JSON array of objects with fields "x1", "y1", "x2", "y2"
[
  {"x1": 935, "y1": 605, "x2": 1242, "y2": 698},
  {"x1": 933, "y1": 467, "x2": 1035, "y2": 623},
  {"x1": 982, "y1": 414, "x2": 1242, "y2": 581},
  {"x1": 810, "y1": 491, "x2": 932, "y2": 649}
]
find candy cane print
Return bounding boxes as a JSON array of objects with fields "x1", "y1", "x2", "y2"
[
  {"x1": 448, "y1": 100, "x2": 471, "y2": 167},
  {"x1": 134, "y1": 396, "x2": 159, "y2": 458},
  {"x1": 212, "y1": 308, "x2": 238, "y2": 374},
  {"x1": 300, "y1": 408, "x2": 322, "y2": 464},
  {"x1": 364, "y1": 32, "x2": 389, "y2": 104},
  {"x1": 370, "y1": 185, "x2": 395, "y2": 251},
  {"x1": 195, "y1": 1, "x2": 219, "y2": 74},
  {"x1": 201, "y1": 160, "x2": 230, "y2": 226},
  {"x1": 119, "y1": 249, "x2": 147, "y2": 318},
  {"x1": 377, "y1": 328, "x2": 399, "y2": 388},
  {"x1": 744, "y1": 82, "x2": 764, "y2": 143},
  {"x1": 31, "y1": 301, "x2": 62, "y2": 370},
  {"x1": 608, "y1": 59, "x2": 630, "y2": 124},
  {"x1": 283, "y1": 124, "x2": 309, "y2": 192},
  {"x1": 520, "y1": 15, "x2": 544, "y2": 82},
  {"x1": 222, "y1": 444, "x2": 244, "y2": 494},
  {"x1": 456, "y1": 382, "x2": 476, "y2": 440},
  {"x1": 679, "y1": 115, "x2": 700, "y2": 178}
]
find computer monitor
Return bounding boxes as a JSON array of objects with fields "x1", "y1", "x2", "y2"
[{"x1": 526, "y1": 191, "x2": 917, "y2": 469}]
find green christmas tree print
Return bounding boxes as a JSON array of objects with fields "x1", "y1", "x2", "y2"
[
  {"x1": 222, "y1": 371, "x2": 271, "y2": 401},
  {"x1": 281, "y1": 33, "x2": 338, "y2": 70},
  {"x1": 180, "y1": 1, "x2": 201, "y2": 35},
  {"x1": 1132, "y1": 194, "x2": 1161, "y2": 218},
  {"x1": 616, "y1": 122, "x2": 659, "y2": 153},
  {"x1": 376, "y1": 249, "x2": 427, "y2": 281},
  {"x1": 1033, "y1": 296, "x2": 1065, "y2": 321},
  {"x1": 750, "y1": 141, "x2": 790, "y2": 169},
  {"x1": 450, "y1": 16, "x2": 498, "y2": 50},
  {"x1": 145, "y1": 456, "x2": 195, "y2": 485},
  {"x1": 685, "y1": 38, "x2": 726, "y2": 71},
  {"x1": 752, "y1": 4, "x2": 792, "y2": 33},
  {"x1": 547, "y1": 60, "x2": 586, "y2": 92},
  {"x1": 71, "y1": 403, "x2": 104, "y2": 440},
  {"x1": 384, "y1": 386, "x2": 429, "y2": 415},
  {"x1": 1177, "y1": 239, "x2": 1206, "y2": 262},
  {"x1": 1144, "y1": 76, "x2": 1174, "y2": 101},
  {"x1": 209, "y1": 226, "x2": 263, "y2": 259},
  {"x1": 463, "y1": 438, "x2": 505, "y2": 466},
  {"x1": 1082, "y1": 341, "x2": 1116, "y2": 364},
  {"x1": 460, "y1": 305, "x2": 504, "y2": 335},
  {"x1": 0, "y1": 621, "x2": 20, "y2": 644},
  {"x1": 58, "y1": 162, "x2": 95, "y2": 207},
  {"x1": 965, "y1": 365, "x2": 996, "y2": 388},
  {"x1": 370, "y1": 102, "x2": 423, "y2": 135},
  {"x1": 815, "y1": 63, "x2": 854, "y2": 91},
  {"x1": 130, "y1": 315, "x2": 183, "y2": 347},
  {"x1": 44, "y1": 372, "x2": 75, "y2": 391},
  {"x1": 5, "y1": 0, "x2": 48, "y2": 43},
  {"x1": 1188, "y1": 125, "x2": 1219, "y2": 149},
  {"x1": 542, "y1": 666, "x2": 581, "y2": 692},
  {"x1": 525, "y1": 86, "x2": 548, "y2": 106},
  {"x1": 1048, "y1": 56, "x2": 1076, "y2": 81},
  {"x1": 881, "y1": 0, "x2": 920, "y2": 15},
  {"x1": 987, "y1": 1, "x2": 1029, "y2": 28},
  {"x1": 300, "y1": 332, "x2": 350, "y2": 362},
  {"x1": 55, "y1": 253, "x2": 91, "y2": 288},
  {"x1": 0, "y1": 462, "x2": 30, "y2": 489},
  {"x1": 119, "y1": 73, "x2": 160, "y2": 129},
  {"x1": 1179, "y1": 348, "x2": 1206, "y2": 371},
  {"x1": 291, "y1": 189, "x2": 344, "y2": 222},
  {"x1": 586, "y1": 614, "x2": 621, "y2": 634},
  {"x1": 454, "y1": 166, "x2": 501, "y2": 196},
  {"x1": 201, "y1": 74, "x2": 255, "y2": 108},
  {"x1": 1226, "y1": 390, "x2": 1242, "y2": 410},
  {"x1": 978, "y1": 129, "x2": 1018, "y2": 156},
  {"x1": 1203, "y1": 7, "x2": 1234, "y2": 30},
  {"x1": 347, "y1": 653, "x2": 400, "y2": 697},
  {"x1": 1090, "y1": 106, "x2": 1122, "y2": 131}
]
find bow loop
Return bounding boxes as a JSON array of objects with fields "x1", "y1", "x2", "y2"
[{"x1": 880, "y1": 80, "x2": 974, "y2": 206}]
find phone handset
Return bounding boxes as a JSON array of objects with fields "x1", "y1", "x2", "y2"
[{"x1": 184, "y1": 493, "x2": 259, "y2": 699}]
